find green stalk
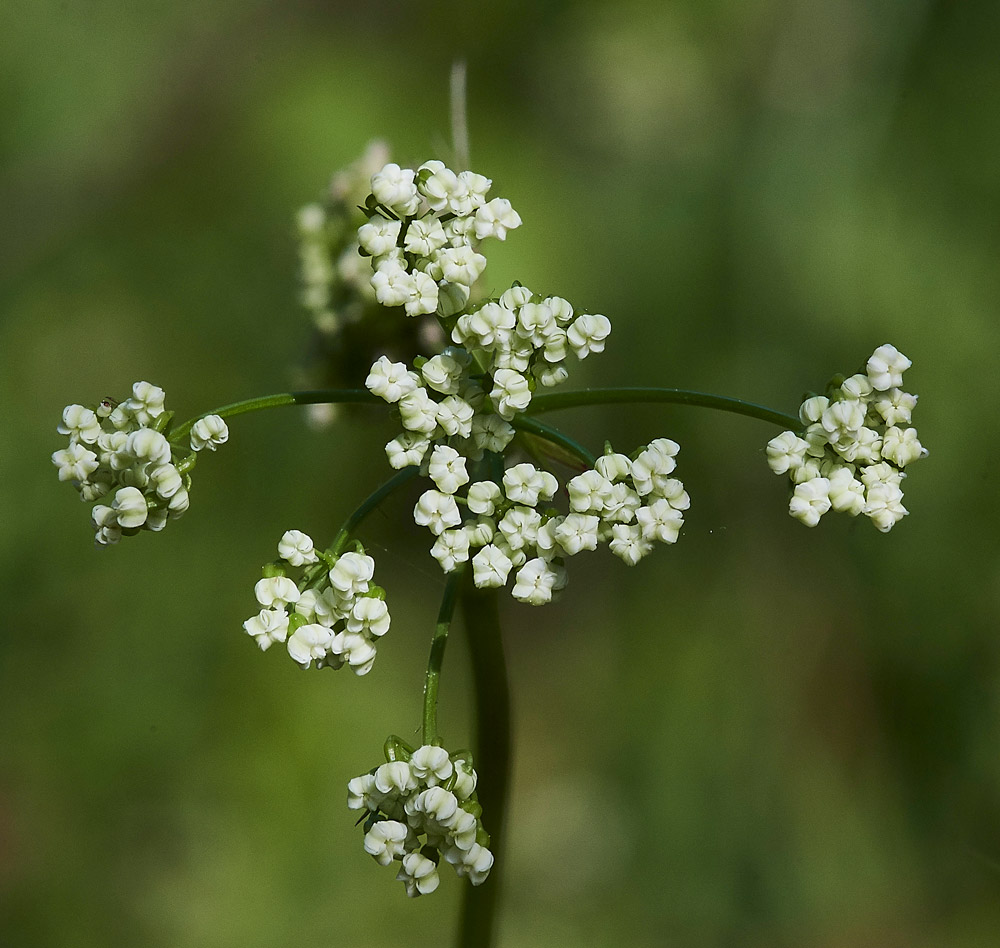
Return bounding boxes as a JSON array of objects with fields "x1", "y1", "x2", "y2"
[
  {"x1": 456, "y1": 580, "x2": 510, "y2": 948},
  {"x1": 327, "y1": 467, "x2": 418, "y2": 557},
  {"x1": 510, "y1": 414, "x2": 597, "y2": 467},
  {"x1": 168, "y1": 389, "x2": 375, "y2": 443},
  {"x1": 422, "y1": 568, "x2": 466, "y2": 746},
  {"x1": 527, "y1": 387, "x2": 800, "y2": 430}
]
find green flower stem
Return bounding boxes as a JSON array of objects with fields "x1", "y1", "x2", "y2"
[
  {"x1": 457, "y1": 579, "x2": 510, "y2": 948},
  {"x1": 526, "y1": 387, "x2": 801, "y2": 430},
  {"x1": 300, "y1": 467, "x2": 418, "y2": 591},
  {"x1": 168, "y1": 389, "x2": 376, "y2": 443},
  {"x1": 510, "y1": 414, "x2": 597, "y2": 468},
  {"x1": 422, "y1": 568, "x2": 466, "y2": 746},
  {"x1": 327, "y1": 467, "x2": 418, "y2": 556}
]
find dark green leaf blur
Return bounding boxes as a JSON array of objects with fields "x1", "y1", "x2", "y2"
[{"x1": 2, "y1": 1, "x2": 998, "y2": 945}]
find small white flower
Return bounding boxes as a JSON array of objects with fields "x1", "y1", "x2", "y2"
[
  {"x1": 366, "y1": 356, "x2": 420, "y2": 403},
  {"x1": 190, "y1": 415, "x2": 229, "y2": 452},
  {"x1": 398, "y1": 388, "x2": 441, "y2": 435},
  {"x1": 872, "y1": 389, "x2": 918, "y2": 426},
  {"x1": 446, "y1": 842, "x2": 494, "y2": 886},
  {"x1": 467, "y1": 480, "x2": 503, "y2": 516},
  {"x1": 278, "y1": 529, "x2": 318, "y2": 566},
  {"x1": 554, "y1": 513, "x2": 600, "y2": 555},
  {"x1": 357, "y1": 217, "x2": 402, "y2": 257},
  {"x1": 471, "y1": 412, "x2": 515, "y2": 453},
  {"x1": 410, "y1": 745, "x2": 454, "y2": 784},
  {"x1": 820, "y1": 399, "x2": 866, "y2": 437},
  {"x1": 474, "y1": 197, "x2": 522, "y2": 241},
  {"x1": 863, "y1": 481, "x2": 908, "y2": 532},
  {"x1": 243, "y1": 608, "x2": 289, "y2": 651},
  {"x1": 287, "y1": 623, "x2": 334, "y2": 668},
  {"x1": 567, "y1": 469, "x2": 613, "y2": 514},
  {"x1": 328, "y1": 552, "x2": 375, "y2": 597},
  {"x1": 867, "y1": 344, "x2": 912, "y2": 392},
  {"x1": 594, "y1": 452, "x2": 632, "y2": 482},
  {"x1": 799, "y1": 396, "x2": 829, "y2": 426},
  {"x1": 385, "y1": 431, "x2": 431, "y2": 469},
  {"x1": 51, "y1": 442, "x2": 100, "y2": 483},
  {"x1": 403, "y1": 215, "x2": 448, "y2": 256},
  {"x1": 413, "y1": 490, "x2": 462, "y2": 535},
  {"x1": 608, "y1": 523, "x2": 654, "y2": 565},
  {"x1": 502, "y1": 463, "x2": 558, "y2": 507},
  {"x1": 635, "y1": 499, "x2": 684, "y2": 544},
  {"x1": 430, "y1": 529, "x2": 471, "y2": 573},
  {"x1": 788, "y1": 477, "x2": 832, "y2": 527},
  {"x1": 58, "y1": 404, "x2": 103, "y2": 444},
  {"x1": 363, "y1": 820, "x2": 412, "y2": 866},
  {"x1": 421, "y1": 353, "x2": 465, "y2": 395},
  {"x1": 126, "y1": 428, "x2": 173, "y2": 465},
  {"x1": 437, "y1": 245, "x2": 488, "y2": 287},
  {"x1": 566, "y1": 313, "x2": 612, "y2": 359},
  {"x1": 347, "y1": 597, "x2": 391, "y2": 638},
  {"x1": 490, "y1": 369, "x2": 532, "y2": 420},
  {"x1": 370, "y1": 163, "x2": 419, "y2": 215},
  {"x1": 841, "y1": 374, "x2": 874, "y2": 400},
  {"x1": 766, "y1": 431, "x2": 809, "y2": 475},
  {"x1": 826, "y1": 466, "x2": 865, "y2": 516},
  {"x1": 881, "y1": 426, "x2": 927, "y2": 468},
  {"x1": 403, "y1": 270, "x2": 439, "y2": 317},
  {"x1": 397, "y1": 852, "x2": 440, "y2": 897},
  {"x1": 511, "y1": 557, "x2": 558, "y2": 604},
  {"x1": 111, "y1": 486, "x2": 148, "y2": 529},
  {"x1": 435, "y1": 395, "x2": 475, "y2": 438},
  {"x1": 254, "y1": 575, "x2": 300, "y2": 609},
  {"x1": 375, "y1": 761, "x2": 414, "y2": 796},
  {"x1": 427, "y1": 445, "x2": 469, "y2": 495},
  {"x1": 497, "y1": 506, "x2": 541, "y2": 551},
  {"x1": 472, "y1": 544, "x2": 513, "y2": 588}
]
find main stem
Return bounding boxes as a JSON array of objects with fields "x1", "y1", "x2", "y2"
[
  {"x1": 456, "y1": 579, "x2": 510, "y2": 948},
  {"x1": 422, "y1": 569, "x2": 465, "y2": 745}
]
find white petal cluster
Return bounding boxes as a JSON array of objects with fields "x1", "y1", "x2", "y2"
[
  {"x1": 409, "y1": 443, "x2": 688, "y2": 604},
  {"x1": 242, "y1": 533, "x2": 390, "y2": 676},
  {"x1": 295, "y1": 141, "x2": 389, "y2": 332},
  {"x1": 361, "y1": 159, "x2": 520, "y2": 321},
  {"x1": 347, "y1": 742, "x2": 492, "y2": 897},
  {"x1": 766, "y1": 344, "x2": 926, "y2": 532},
  {"x1": 52, "y1": 382, "x2": 224, "y2": 545}
]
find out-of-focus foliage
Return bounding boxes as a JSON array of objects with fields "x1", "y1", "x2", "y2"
[{"x1": 3, "y1": 1, "x2": 999, "y2": 945}]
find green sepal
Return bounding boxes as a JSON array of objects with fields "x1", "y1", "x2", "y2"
[
  {"x1": 261, "y1": 561, "x2": 287, "y2": 579},
  {"x1": 286, "y1": 611, "x2": 308, "y2": 636},
  {"x1": 152, "y1": 410, "x2": 175, "y2": 434}
]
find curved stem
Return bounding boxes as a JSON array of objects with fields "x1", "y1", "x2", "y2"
[
  {"x1": 300, "y1": 467, "x2": 419, "y2": 591},
  {"x1": 328, "y1": 467, "x2": 419, "y2": 556},
  {"x1": 168, "y1": 389, "x2": 376, "y2": 443},
  {"x1": 422, "y1": 568, "x2": 466, "y2": 746},
  {"x1": 527, "y1": 387, "x2": 800, "y2": 430},
  {"x1": 510, "y1": 414, "x2": 597, "y2": 468},
  {"x1": 456, "y1": 581, "x2": 510, "y2": 948}
]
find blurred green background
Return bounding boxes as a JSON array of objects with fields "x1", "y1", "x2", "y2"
[{"x1": 3, "y1": 1, "x2": 999, "y2": 945}]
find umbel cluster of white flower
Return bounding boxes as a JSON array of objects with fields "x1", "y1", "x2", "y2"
[
  {"x1": 360, "y1": 159, "x2": 678, "y2": 602},
  {"x1": 413, "y1": 442, "x2": 689, "y2": 604},
  {"x1": 348, "y1": 742, "x2": 492, "y2": 898},
  {"x1": 295, "y1": 140, "x2": 389, "y2": 335},
  {"x1": 766, "y1": 344, "x2": 927, "y2": 531},
  {"x1": 243, "y1": 531, "x2": 389, "y2": 676},
  {"x1": 51, "y1": 382, "x2": 228, "y2": 545}
]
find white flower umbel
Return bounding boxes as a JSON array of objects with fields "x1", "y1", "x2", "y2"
[
  {"x1": 766, "y1": 345, "x2": 925, "y2": 531},
  {"x1": 54, "y1": 382, "x2": 230, "y2": 545},
  {"x1": 348, "y1": 741, "x2": 492, "y2": 896},
  {"x1": 243, "y1": 537, "x2": 391, "y2": 675}
]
